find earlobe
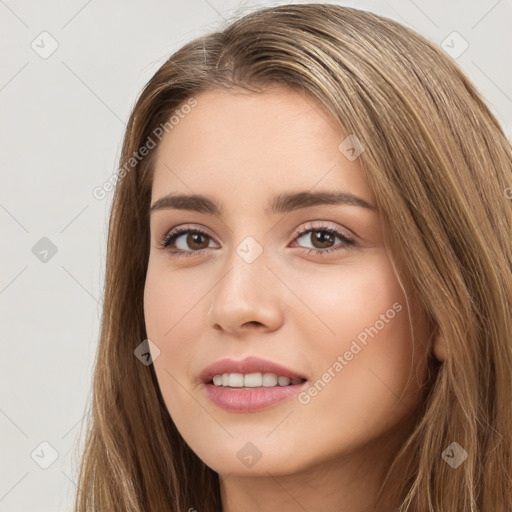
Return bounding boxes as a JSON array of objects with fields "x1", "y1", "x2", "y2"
[{"x1": 433, "y1": 334, "x2": 448, "y2": 362}]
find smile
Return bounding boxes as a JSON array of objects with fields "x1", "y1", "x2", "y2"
[{"x1": 211, "y1": 372, "x2": 306, "y2": 387}]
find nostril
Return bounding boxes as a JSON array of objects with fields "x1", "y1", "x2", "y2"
[{"x1": 243, "y1": 321, "x2": 263, "y2": 327}]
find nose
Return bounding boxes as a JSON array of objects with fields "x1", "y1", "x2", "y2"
[{"x1": 207, "y1": 241, "x2": 284, "y2": 336}]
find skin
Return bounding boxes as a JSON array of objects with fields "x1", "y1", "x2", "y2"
[{"x1": 143, "y1": 86, "x2": 438, "y2": 512}]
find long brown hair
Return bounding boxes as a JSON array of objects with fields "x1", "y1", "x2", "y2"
[{"x1": 74, "y1": 4, "x2": 512, "y2": 510}]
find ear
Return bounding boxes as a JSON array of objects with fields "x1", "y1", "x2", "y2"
[{"x1": 432, "y1": 333, "x2": 448, "y2": 362}]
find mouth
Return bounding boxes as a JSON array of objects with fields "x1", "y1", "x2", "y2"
[
  {"x1": 199, "y1": 355, "x2": 308, "y2": 385},
  {"x1": 208, "y1": 372, "x2": 307, "y2": 388},
  {"x1": 199, "y1": 356, "x2": 308, "y2": 412}
]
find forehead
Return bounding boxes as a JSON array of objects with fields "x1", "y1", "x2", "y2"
[{"x1": 150, "y1": 87, "x2": 373, "y2": 208}]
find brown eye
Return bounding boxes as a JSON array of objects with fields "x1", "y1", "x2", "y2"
[
  {"x1": 309, "y1": 230, "x2": 336, "y2": 249},
  {"x1": 185, "y1": 232, "x2": 210, "y2": 250},
  {"x1": 161, "y1": 227, "x2": 216, "y2": 256},
  {"x1": 293, "y1": 225, "x2": 355, "y2": 255}
]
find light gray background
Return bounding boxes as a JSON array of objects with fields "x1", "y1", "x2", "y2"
[{"x1": 1, "y1": 1, "x2": 511, "y2": 510}]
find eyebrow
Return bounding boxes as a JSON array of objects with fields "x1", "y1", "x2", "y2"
[{"x1": 149, "y1": 190, "x2": 376, "y2": 216}]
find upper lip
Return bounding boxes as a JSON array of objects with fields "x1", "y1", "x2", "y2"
[{"x1": 199, "y1": 356, "x2": 307, "y2": 384}]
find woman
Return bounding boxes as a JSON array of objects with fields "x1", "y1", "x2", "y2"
[{"x1": 75, "y1": 4, "x2": 512, "y2": 511}]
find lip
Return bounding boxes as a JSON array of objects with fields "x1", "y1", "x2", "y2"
[
  {"x1": 199, "y1": 356, "x2": 307, "y2": 384},
  {"x1": 203, "y1": 381, "x2": 308, "y2": 412},
  {"x1": 199, "y1": 356, "x2": 308, "y2": 413}
]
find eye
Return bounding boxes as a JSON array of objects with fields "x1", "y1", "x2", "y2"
[
  {"x1": 159, "y1": 225, "x2": 217, "y2": 257},
  {"x1": 158, "y1": 222, "x2": 355, "y2": 258},
  {"x1": 291, "y1": 223, "x2": 355, "y2": 255}
]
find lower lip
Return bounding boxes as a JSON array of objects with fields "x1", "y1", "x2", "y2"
[{"x1": 203, "y1": 381, "x2": 308, "y2": 412}]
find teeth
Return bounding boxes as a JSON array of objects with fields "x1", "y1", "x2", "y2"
[
  {"x1": 229, "y1": 373, "x2": 244, "y2": 387},
  {"x1": 210, "y1": 372, "x2": 305, "y2": 388},
  {"x1": 278, "y1": 376, "x2": 292, "y2": 386}
]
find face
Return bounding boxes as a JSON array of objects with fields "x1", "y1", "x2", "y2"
[{"x1": 143, "y1": 86, "x2": 431, "y2": 477}]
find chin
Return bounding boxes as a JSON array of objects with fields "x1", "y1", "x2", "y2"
[{"x1": 193, "y1": 437, "x2": 309, "y2": 477}]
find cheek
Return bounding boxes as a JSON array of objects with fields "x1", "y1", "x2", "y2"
[
  {"x1": 288, "y1": 254, "x2": 406, "y2": 347},
  {"x1": 143, "y1": 264, "x2": 209, "y2": 393},
  {"x1": 143, "y1": 263, "x2": 208, "y2": 340},
  {"x1": 292, "y1": 255, "x2": 424, "y2": 431},
  {"x1": 143, "y1": 266, "x2": 207, "y2": 427}
]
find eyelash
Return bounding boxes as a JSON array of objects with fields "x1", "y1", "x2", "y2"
[{"x1": 159, "y1": 223, "x2": 355, "y2": 258}]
